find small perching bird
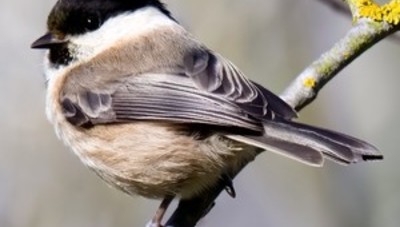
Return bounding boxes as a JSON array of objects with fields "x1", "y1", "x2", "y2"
[{"x1": 31, "y1": 0, "x2": 383, "y2": 226}]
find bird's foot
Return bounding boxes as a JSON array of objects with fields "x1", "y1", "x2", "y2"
[
  {"x1": 146, "y1": 195, "x2": 174, "y2": 227},
  {"x1": 145, "y1": 220, "x2": 163, "y2": 227}
]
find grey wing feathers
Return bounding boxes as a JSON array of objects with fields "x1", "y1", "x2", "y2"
[
  {"x1": 61, "y1": 73, "x2": 264, "y2": 132},
  {"x1": 111, "y1": 74, "x2": 263, "y2": 131},
  {"x1": 184, "y1": 51, "x2": 297, "y2": 120}
]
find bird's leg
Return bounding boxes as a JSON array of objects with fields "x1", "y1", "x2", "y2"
[{"x1": 147, "y1": 195, "x2": 174, "y2": 227}]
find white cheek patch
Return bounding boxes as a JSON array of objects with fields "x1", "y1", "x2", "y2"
[
  {"x1": 69, "y1": 6, "x2": 176, "y2": 60},
  {"x1": 44, "y1": 6, "x2": 177, "y2": 84}
]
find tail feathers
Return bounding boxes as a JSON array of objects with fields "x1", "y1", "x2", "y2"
[
  {"x1": 229, "y1": 134, "x2": 324, "y2": 166},
  {"x1": 227, "y1": 119, "x2": 382, "y2": 166},
  {"x1": 283, "y1": 120, "x2": 381, "y2": 159}
]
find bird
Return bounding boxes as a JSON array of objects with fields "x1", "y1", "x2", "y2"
[{"x1": 31, "y1": 0, "x2": 383, "y2": 226}]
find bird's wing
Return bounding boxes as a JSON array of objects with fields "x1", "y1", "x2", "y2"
[
  {"x1": 61, "y1": 50, "x2": 296, "y2": 131},
  {"x1": 182, "y1": 51, "x2": 297, "y2": 120},
  {"x1": 62, "y1": 72, "x2": 264, "y2": 132}
]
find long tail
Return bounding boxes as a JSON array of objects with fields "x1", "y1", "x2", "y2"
[{"x1": 228, "y1": 118, "x2": 383, "y2": 166}]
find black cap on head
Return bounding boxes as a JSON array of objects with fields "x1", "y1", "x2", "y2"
[{"x1": 47, "y1": 0, "x2": 171, "y2": 36}]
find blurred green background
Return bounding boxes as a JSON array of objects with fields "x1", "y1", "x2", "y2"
[{"x1": 1, "y1": 0, "x2": 399, "y2": 226}]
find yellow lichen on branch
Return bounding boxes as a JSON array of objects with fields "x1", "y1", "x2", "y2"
[
  {"x1": 303, "y1": 77, "x2": 317, "y2": 88},
  {"x1": 352, "y1": 0, "x2": 400, "y2": 25}
]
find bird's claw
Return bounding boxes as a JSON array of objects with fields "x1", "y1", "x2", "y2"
[{"x1": 146, "y1": 220, "x2": 163, "y2": 227}]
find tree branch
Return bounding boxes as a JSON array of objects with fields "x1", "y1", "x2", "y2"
[
  {"x1": 282, "y1": 0, "x2": 400, "y2": 110},
  {"x1": 281, "y1": 20, "x2": 394, "y2": 111},
  {"x1": 317, "y1": 0, "x2": 400, "y2": 42},
  {"x1": 164, "y1": 157, "x2": 256, "y2": 227},
  {"x1": 162, "y1": 1, "x2": 400, "y2": 226}
]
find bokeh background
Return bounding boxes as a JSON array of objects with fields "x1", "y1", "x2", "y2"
[{"x1": 1, "y1": 0, "x2": 399, "y2": 226}]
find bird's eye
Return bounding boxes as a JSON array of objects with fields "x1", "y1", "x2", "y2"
[{"x1": 83, "y1": 13, "x2": 101, "y2": 31}]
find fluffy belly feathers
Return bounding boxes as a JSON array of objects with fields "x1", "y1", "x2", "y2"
[{"x1": 53, "y1": 119, "x2": 257, "y2": 198}]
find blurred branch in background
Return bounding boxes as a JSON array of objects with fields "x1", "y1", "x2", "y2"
[
  {"x1": 318, "y1": 0, "x2": 351, "y2": 15},
  {"x1": 163, "y1": 1, "x2": 400, "y2": 226}
]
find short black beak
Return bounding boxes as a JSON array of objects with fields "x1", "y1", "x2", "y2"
[{"x1": 31, "y1": 33, "x2": 67, "y2": 49}]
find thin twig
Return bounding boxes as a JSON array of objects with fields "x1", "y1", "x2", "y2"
[{"x1": 163, "y1": 1, "x2": 400, "y2": 226}]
